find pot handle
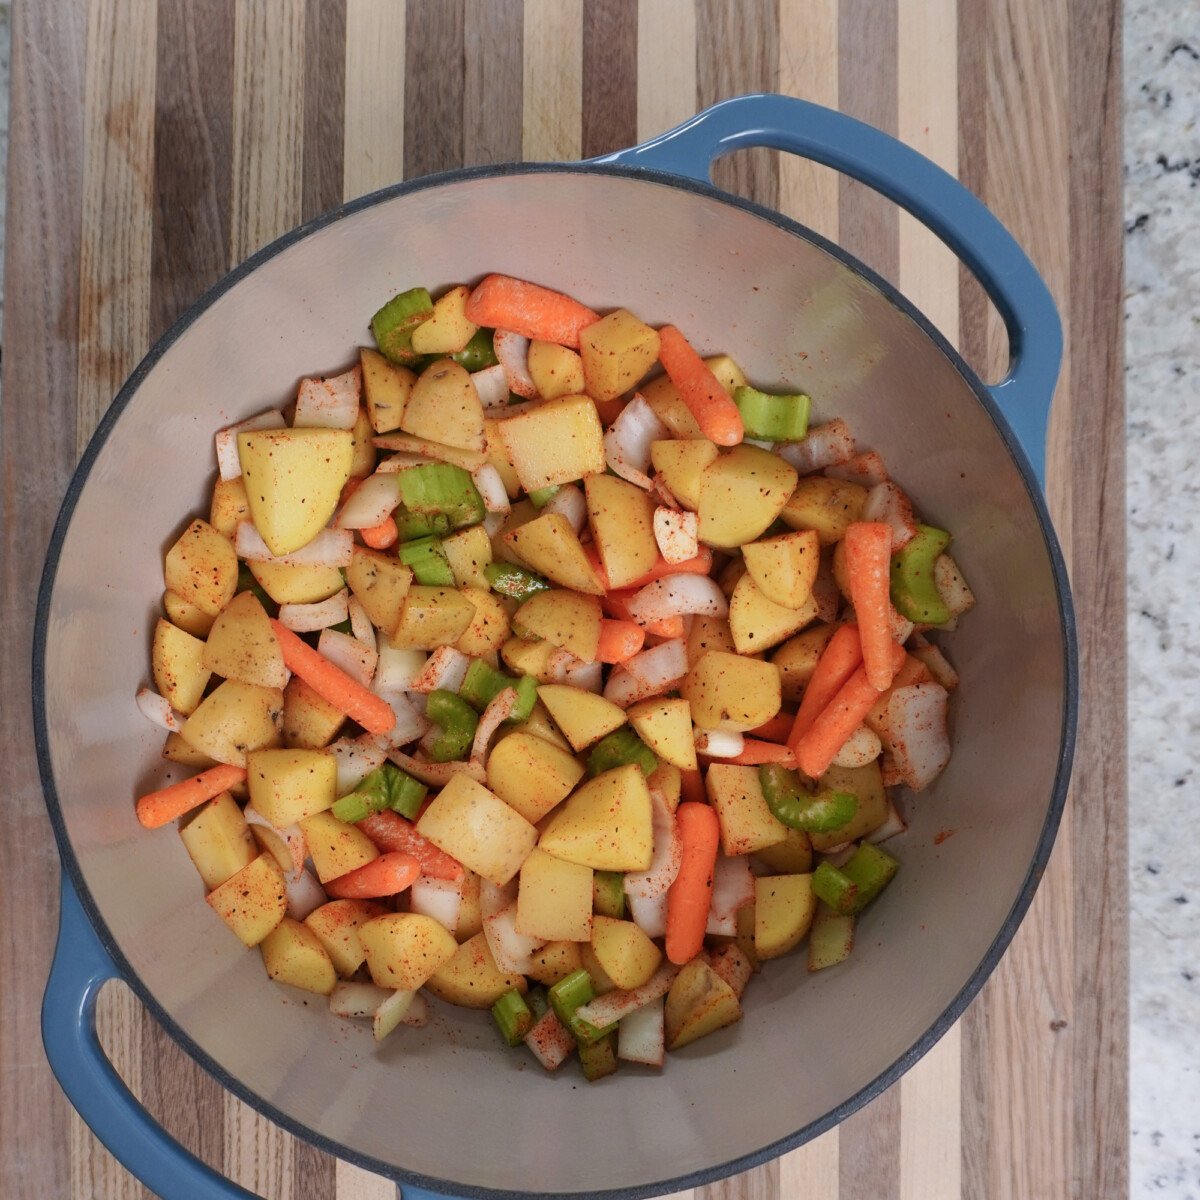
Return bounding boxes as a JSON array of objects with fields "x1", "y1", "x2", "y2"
[{"x1": 594, "y1": 93, "x2": 1062, "y2": 488}]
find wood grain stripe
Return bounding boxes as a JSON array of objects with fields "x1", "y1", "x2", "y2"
[
  {"x1": 303, "y1": 0, "x2": 347, "y2": 221},
  {"x1": 337, "y1": 1157, "x2": 396, "y2": 1199},
  {"x1": 343, "y1": 0, "x2": 407, "y2": 201},
  {"x1": 464, "y1": 0, "x2": 524, "y2": 166},
  {"x1": 636, "y1": 0, "x2": 696, "y2": 141},
  {"x1": 582, "y1": 0, "x2": 639, "y2": 157},
  {"x1": 522, "y1": 0, "x2": 583, "y2": 160},
  {"x1": 404, "y1": 0, "x2": 465, "y2": 178}
]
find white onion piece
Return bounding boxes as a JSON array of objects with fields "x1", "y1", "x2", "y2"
[
  {"x1": 879, "y1": 753, "x2": 905, "y2": 788},
  {"x1": 525, "y1": 1010, "x2": 575, "y2": 1071},
  {"x1": 135, "y1": 688, "x2": 183, "y2": 733},
  {"x1": 295, "y1": 367, "x2": 361, "y2": 430},
  {"x1": 374, "y1": 452, "x2": 438, "y2": 474},
  {"x1": 628, "y1": 573, "x2": 727, "y2": 622},
  {"x1": 374, "y1": 646, "x2": 428, "y2": 694},
  {"x1": 471, "y1": 688, "x2": 517, "y2": 764},
  {"x1": 373, "y1": 689, "x2": 430, "y2": 747},
  {"x1": 575, "y1": 961, "x2": 680, "y2": 1028},
  {"x1": 494, "y1": 329, "x2": 538, "y2": 398},
  {"x1": 543, "y1": 483, "x2": 587, "y2": 533},
  {"x1": 867, "y1": 799, "x2": 908, "y2": 844},
  {"x1": 653, "y1": 508, "x2": 698, "y2": 564},
  {"x1": 624, "y1": 790, "x2": 682, "y2": 900},
  {"x1": 827, "y1": 450, "x2": 888, "y2": 487},
  {"x1": 330, "y1": 735, "x2": 388, "y2": 795},
  {"x1": 862, "y1": 481, "x2": 918, "y2": 550},
  {"x1": 482, "y1": 510, "x2": 506, "y2": 538},
  {"x1": 695, "y1": 730, "x2": 745, "y2": 759},
  {"x1": 317, "y1": 628, "x2": 377, "y2": 687},
  {"x1": 400, "y1": 991, "x2": 430, "y2": 1027},
  {"x1": 604, "y1": 394, "x2": 666, "y2": 488},
  {"x1": 335, "y1": 472, "x2": 401, "y2": 529},
  {"x1": 563, "y1": 659, "x2": 603, "y2": 694},
  {"x1": 880, "y1": 682, "x2": 951, "y2": 791},
  {"x1": 831, "y1": 724, "x2": 883, "y2": 769},
  {"x1": 374, "y1": 988, "x2": 418, "y2": 1042},
  {"x1": 235, "y1": 523, "x2": 353, "y2": 568},
  {"x1": 705, "y1": 855, "x2": 755, "y2": 935},
  {"x1": 410, "y1": 646, "x2": 470, "y2": 694},
  {"x1": 472, "y1": 463, "x2": 511, "y2": 515},
  {"x1": 329, "y1": 981, "x2": 393, "y2": 1019},
  {"x1": 820, "y1": 843, "x2": 857, "y2": 868},
  {"x1": 603, "y1": 638, "x2": 688, "y2": 707},
  {"x1": 409, "y1": 875, "x2": 464, "y2": 934},
  {"x1": 278, "y1": 589, "x2": 349, "y2": 633},
  {"x1": 284, "y1": 869, "x2": 327, "y2": 921},
  {"x1": 543, "y1": 648, "x2": 587, "y2": 684},
  {"x1": 470, "y1": 363, "x2": 511, "y2": 409},
  {"x1": 627, "y1": 891, "x2": 669, "y2": 939},
  {"x1": 618, "y1": 998, "x2": 665, "y2": 1067},
  {"x1": 347, "y1": 597, "x2": 376, "y2": 651},
  {"x1": 214, "y1": 409, "x2": 285, "y2": 480},
  {"x1": 890, "y1": 610, "x2": 916, "y2": 644},
  {"x1": 909, "y1": 641, "x2": 959, "y2": 691},
  {"x1": 484, "y1": 905, "x2": 543, "y2": 975},
  {"x1": 776, "y1": 418, "x2": 855, "y2": 474},
  {"x1": 386, "y1": 749, "x2": 486, "y2": 786},
  {"x1": 479, "y1": 878, "x2": 518, "y2": 922},
  {"x1": 651, "y1": 475, "x2": 681, "y2": 510},
  {"x1": 244, "y1": 807, "x2": 308, "y2": 879}
]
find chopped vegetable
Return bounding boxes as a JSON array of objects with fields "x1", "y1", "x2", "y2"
[
  {"x1": 451, "y1": 327, "x2": 498, "y2": 372},
  {"x1": 357, "y1": 811, "x2": 465, "y2": 881},
  {"x1": 397, "y1": 462, "x2": 486, "y2": 529},
  {"x1": 326, "y1": 851, "x2": 421, "y2": 899},
  {"x1": 578, "y1": 1034, "x2": 618, "y2": 1082},
  {"x1": 890, "y1": 524, "x2": 952, "y2": 625},
  {"x1": 844, "y1": 522, "x2": 900, "y2": 691},
  {"x1": 492, "y1": 988, "x2": 535, "y2": 1046},
  {"x1": 331, "y1": 762, "x2": 428, "y2": 823},
  {"x1": 732, "y1": 384, "x2": 811, "y2": 441},
  {"x1": 398, "y1": 535, "x2": 455, "y2": 585},
  {"x1": 371, "y1": 286, "x2": 435, "y2": 365},
  {"x1": 465, "y1": 274, "x2": 600, "y2": 348},
  {"x1": 593, "y1": 870, "x2": 627, "y2": 919},
  {"x1": 758, "y1": 764, "x2": 858, "y2": 833},
  {"x1": 136, "y1": 764, "x2": 247, "y2": 830},
  {"x1": 424, "y1": 689, "x2": 480, "y2": 762},
  {"x1": 665, "y1": 802, "x2": 720, "y2": 965},
  {"x1": 549, "y1": 969, "x2": 616, "y2": 1046},
  {"x1": 588, "y1": 728, "x2": 658, "y2": 778},
  {"x1": 657, "y1": 325, "x2": 744, "y2": 446},
  {"x1": 484, "y1": 560, "x2": 551, "y2": 602},
  {"x1": 787, "y1": 624, "x2": 863, "y2": 751}
]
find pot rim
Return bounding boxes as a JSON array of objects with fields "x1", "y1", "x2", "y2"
[{"x1": 33, "y1": 160, "x2": 1078, "y2": 1200}]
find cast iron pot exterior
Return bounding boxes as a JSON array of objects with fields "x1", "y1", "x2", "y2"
[{"x1": 36, "y1": 97, "x2": 1075, "y2": 1200}]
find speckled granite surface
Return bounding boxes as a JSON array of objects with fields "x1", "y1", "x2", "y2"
[{"x1": 1125, "y1": 3, "x2": 1200, "y2": 1197}]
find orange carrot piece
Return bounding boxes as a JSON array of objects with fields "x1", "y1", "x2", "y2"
[
  {"x1": 679, "y1": 768, "x2": 707, "y2": 806},
  {"x1": 358, "y1": 811, "x2": 465, "y2": 881},
  {"x1": 593, "y1": 395, "x2": 627, "y2": 428},
  {"x1": 657, "y1": 325, "x2": 744, "y2": 447},
  {"x1": 464, "y1": 274, "x2": 600, "y2": 348},
  {"x1": 596, "y1": 619, "x2": 646, "y2": 664},
  {"x1": 794, "y1": 643, "x2": 907, "y2": 779},
  {"x1": 136, "y1": 764, "x2": 247, "y2": 830},
  {"x1": 325, "y1": 851, "x2": 421, "y2": 899},
  {"x1": 269, "y1": 619, "x2": 395, "y2": 736},
  {"x1": 601, "y1": 587, "x2": 687, "y2": 639},
  {"x1": 724, "y1": 738, "x2": 797, "y2": 767},
  {"x1": 787, "y1": 624, "x2": 863, "y2": 753},
  {"x1": 748, "y1": 711, "x2": 796, "y2": 743},
  {"x1": 361, "y1": 515, "x2": 398, "y2": 549},
  {"x1": 666, "y1": 802, "x2": 721, "y2": 965},
  {"x1": 844, "y1": 522, "x2": 899, "y2": 691}
]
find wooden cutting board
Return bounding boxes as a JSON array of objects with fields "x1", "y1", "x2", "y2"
[{"x1": 0, "y1": 1, "x2": 1126, "y2": 1197}]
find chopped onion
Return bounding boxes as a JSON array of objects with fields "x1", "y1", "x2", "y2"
[
  {"x1": 409, "y1": 875, "x2": 464, "y2": 934},
  {"x1": 278, "y1": 588, "x2": 349, "y2": 633},
  {"x1": 617, "y1": 998, "x2": 665, "y2": 1067},
  {"x1": 235, "y1": 523, "x2": 353, "y2": 568},
  {"x1": 525, "y1": 1010, "x2": 575, "y2": 1070},
  {"x1": 880, "y1": 753, "x2": 904, "y2": 788},
  {"x1": 867, "y1": 799, "x2": 908, "y2": 843},
  {"x1": 627, "y1": 891, "x2": 669, "y2": 939},
  {"x1": 329, "y1": 980, "x2": 392, "y2": 1019},
  {"x1": 604, "y1": 394, "x2": 666, "y2": 488},
  {"x1": 575, "y1": 961, "x2": 680, "y2": 1027},
  {"x1": 934, "y1": 554, "x2": 976, "y2": 619},
  {"x1": 135, "y1": 688, "x2": 183, "y2": 733},
  {"x1": 374, "y1": 646, "x2": 428, "y2": 694},
  {"x1": 480, "y1": 878, "x2": 518, "y2": 922},
  {"x1": 347, "y1": 597, "x2": 376, "y2": 651},
  {"x1": 862, "y1": 481, "x2": 917, "y2": 550},
  {"x1": 214, "y1": 409, "x2": 285, "y2": 481},
  {"x1": 653, "y1": 508, "x2": 698, "y2": 565},
  {"x1": 386, "y1": 749, "x2": 486, "y2": 786},
  {"x1": 651, "y1": 475, "x2": 681, "y2": 510},
  {"x1": 372, "y1": 433, "x2": 486, "y2": 471},
  {"x1": 890, "y1": 609, "x2": 915, "y2": 644},
  {"x1": 330, "y1": 735, "x2": 388, "y2": 795},
  {"x1": 543, "y1": 648, "x2": 586, "y2": 684},
  {"x1": 820, "y1": 843, "x2": 857, "y2": 868},
  {"x1": 471, "y1": 688, "x2": 517, "y2": 763},
  {"x1": 373, "y1": 689, "x2": 430, "y2": 747},
  {"x1": 562, "y1": 659, "x2": 603, "y2": 694},
  {"x1": 410, "y1": 646, "x2": 470, "y2": 694},
  {"x1": 294, "y1": 366, "x2": 361, "y2": 430},
  {"x1": 909, "y1": 640, "x2": 959, "y2": 691},
  {"x1": 318, "y1": 628, "x2": 377, "y2": 687},
  {"x1": 373, "y1": 452, "x2": 438, "y2": 474},
  {"x1": 881, "y1": 682, "x2": 951, "y2": 791},
  {"x1": 543, "y1": 483, "x2": 587, "y2": 533},
  {"x1": 705, "y1": 855, "x2": 755, "y2": 935},
  {"x1": 472, "y1": 463, "x2": 511, "y2": 515},
  {"x1": 777, "y1": 418, "x2": 855, "y2": 474},
  {"x1": 244, "y1": 807, "x2": 308, "y2": 879},
  {"x1": 400, "y1": 990, "x2": 430, "y2": 1027},
  {"x1": 482, "y1": 510, "x2": 506, "y2": 538},
  {"x1": 827, "y1": 449, "x2": 888, "y2": 487},
  {"x1": 335, "y1": 472, "x2": 401, "y2": 529},
  {"x1": 470, "y1": 363, "x2": 511, "y2": 409},
  {"x1": 494, "y1": 329, "x2": 538, "y2": 398},
  {"x1": 831, "y1": 724, "x2": 883, "y2": 769},
  {"x1": 743, "y1": 437, "x2": 775, "y2": 451},
  {"x1": 628, "y1": 573, "x2": 727, "y2": 622},
  {"x1": 624, "y1": 789, "x2": 682, "y2": 900},
  {"x1": 374, "y1": 988, "x2": 418, "y2": 1042},
  {"x1": 484, "y1": 904, "x2": 543, "y2": 975},
  {"x1": 284, "y1": 869, "x2": 327, "y2": 921},
  {"x1": 695, "y1": 730, "x2": 745, "y2": 759},
  {"x1": 603, "y1": 638, "x2": 687, "y2": 707}
]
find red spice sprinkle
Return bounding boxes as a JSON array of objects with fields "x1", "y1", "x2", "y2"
[{"x1": 933, "y1": 828, "x2": 958, "y2": 846}]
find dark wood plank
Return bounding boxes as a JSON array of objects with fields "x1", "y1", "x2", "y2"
[
  {"x1": 404, "y1": 0, "x2": 466, "y2": 177},
  {"x1": 302, "y1": 0, "x2": 346, "y2": 221},
  {"x1": 464, "y1": 0, "x2": 524, "y2": 166},
  {"x1": 582, "y1": 0, "x2": 639, "y2": 157}
]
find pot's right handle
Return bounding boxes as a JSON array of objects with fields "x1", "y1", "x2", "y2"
[{"x1": 594, "y1": 93, "x2": 1062, "y2": 489}]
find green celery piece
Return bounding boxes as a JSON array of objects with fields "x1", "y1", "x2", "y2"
[
  {"x1": 397, "y1": 463, "x2": 485, "y2": 529},
  {"x1": 425, "y1": 689, "x2": 479, "y2": 762},
  {"x1": 548, "y1": 969, "x2": 615, "y2": 1047},
  {"x1": 593, "y1": 871, "x2": 626, "y2": 919},
  {"x1": 508, "y1": 675, "x2": 538, "y2": 723},
  {"x1": 236, "y1": 565, "x2": 277, "y2": 615},
  {"x1": 484, "y1": 561, "x2": 551, "y2": 602},
  {"x1": 450, "y1": 328, "x2": 498, "y2": 372},
  {"x1": 758, "y1": 764, "x2": 857, "y2": 833},
  {"x1": 459, "y1": 658, "x2": 511, "y2": 711},
  {"x1": 491, "y1": 989, "x2": 534, "y2": 1047},
  {"x1": 371, "y1": 287, "x2": 434, "y2": 366},
  {"x1": 811, "y1": 861, "x2": 860, "y2": 915},
  {"x1": 732, "y1": 385, "x2": 811, "y2": 442},
  {"x1": 839, "y1": 843, "x2": 899, "y2": 913},
  {"x1": 578, "y1": 1034, "x2": 618, "y2": 1082},
  {"x1": 330, "y1": 792, "x2": 372, "y2": 824},
  {"x1": 890, "y1": 524, "x2": 952, "y2": 625},
  {"x1": 807, "y1": 902, "x2": 856, "y2": 971},
  {"x1": 394, "y1": 507, "x2": 451, "y2": 542},
  {"x1": 332, "y1": 764, "x2": 427, "y2": 823},
  {"x1": 587, "y1": 729, "x2": 657, "y2": 778},
  {"x1": 527, "y1": 484, "x2": 560, "y2": 509},
  {"x1": 387, "y1": 771, "x2": 428, "y2": 819},
  {"x1": 398, "y1": 535, "x2": 455, "y2": 586},
  {"x1": 526, "y1": 985, "x2": 550, "y2": 1021}
]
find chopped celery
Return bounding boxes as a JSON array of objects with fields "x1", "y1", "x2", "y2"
[
  {"x1": 394, "y1": 507, "x2": 452, "y2": 542},
  {"x1": 398, "y1": 535, "x2": 455, "y2": 586},
  {"x1": 397, "y1": 463, "x2": 485, "y2": 529},
  {"x1": 527, "y1": 484, "x2": 560, "y2": 509},
  {"x1": 235, "y1": 564, "x2": 276, "y2": 615},
  {"x1": 425, "y1": 689, "x2": 479, "y2": 762},
  {"x1": 491, "y1": 989, "x2": 534, "y2": 1047},
  {"x1": 450, "y1": 327, "x2": 498, "y2": 372},
  {"x1": 371, "y1": 287, "x2": 434, "y2": 366},
  {"x1": 811, "y1": 861, "x2": 860, "y2": 915},
  {"x1": 578, "y1": 1034, "x2": 618, "y2": 1082},
  {"x1": 548, "y1": 969, "x2": 615, "y2": 1047},
  {"x1": 459, "y1": 658, "x2": 511, "y2": 711},
  {"x1": 509, "y1": 674, "x2": 538, "y2": 723},
  {"x1": 593, "y1": 871, "x2": 626, "y2": 919},
  {"x1": 890, "y1": 524, "x2": 952, "y2": 625},
  {"x1": 758, "y1": 764, "x2": 857, "y2": 833},
  {"x1": 484, "y1": 561, "x2": 551, "y2": 602},
  {"x1": 331, "y1": 763, "x2": 427, "y2": 823},
  {"x1": 587, "y1": 729, "x2": 657, "y2": 778},
  {"x1": 839, "y1": 843, "x2": 899, "y2": 912},
  {"x1": 808, "y1": 902, "x2": 855, "y2": 971},
  {"x1": 733, "y1": 385, "x2": 811, "y2": 442}
]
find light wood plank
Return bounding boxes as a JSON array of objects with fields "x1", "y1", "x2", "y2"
[
  {"x1": 302, "y1": 0, "x2": 346, "y2": 220},
  {"x1": 463, "y1": 0, "x2": 524, "y2": 166},
  {"x1": 522, "y1": 0, "x2": 583, "y2": 160},
  {"x1": 343, "y1": 0, "x2": 407, "y2": 200},
  {"x1": 582, "y1": 0, "x2": 638, "y2": 156},
  {"x1": 900, "y1": 1029, "x2": 962, "y2": 1200},
  {"x1": 636, "y1": 0, "x2": 697, "y2": 141},
  {"x1": 403, "y1": 0, "x2": 463, "y2": 178},
  {"x1": 778, "y1": 1128, "x2": 839, "y2": 1200},
  {"x1": 337, "y1": 1158, "x2": 396, "y2": 1199},
  {"x1": 223, "y1": 1088, "x2": 295, "y2": 1200}
]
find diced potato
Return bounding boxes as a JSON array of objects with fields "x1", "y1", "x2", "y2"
[
  {"x1": 410, "y1": 285, "x2": 477, "y2": 355},
  {"x1": 498, "y1": 394, "x2": 606, "y2": 493},
  {"x1": 260, "y1": 917, "x2": 338, "y2": 995},
  {"x1": 417, "y1": 774, "x2": 538, "y2": 886},
  {"x1": 401, "y1": 358, "x2": 485, "y2": 451},
  {"x1": 374, "y1": 432, "x2": 487, "y2": 471},
  {"x1": 181, "y1": 680, "x2": 283, "y2": 767},
  {"x1": 729, "y1": 573, "x2": 819, "y2": 655},
  {"x1": 359, "y1": 913, "x2": 458, "y2": 990},
  {"x1": 642, "y1": 355, "x2": 746, "y2": 438},
  {"x1": 772, "y1": 624, "x2": 837, "y2": 704},
  {"x1": 238, "y1": 428, "x2": 353, "y2": 556},
  {"x1": 203, "y1": 591, "x2": 287, "y2": 689},
  {"x1": 391, "y1": 586, "x2": 476, "y2": 650},
  {"x1": 483, "y1": 417, "x2": 522, "y2": 499},
  {"x1": 300, "y1": 810, "x2": 379, "y2": 883},
  {"x1": 528, "y1": 340, "x2": 585, "y2": 400},
  {"x1": 152, "y1": 618, "x2": 210, "y2": 715},
  {"x1": 708, "y1": 943, "x2": 753, "y2": 998},
  {"x1": 649, "y1": 438, "x2": 719, "y2": 510},
  {"x1": 697, "y1": 446, "x2": 798, "y2": 550},
  {"x1": 209, "y1": 475, "x2": 251, "y2": 540},
  {"x1": 705, "y1": 763, "x2": 789, "y2": 856},
  {"x1": 664, "y1": 958, "x2": 742, "y2": 1050},
  {"x1": 346, "y1": 546, "x2": 413, "y2": 635},
  {"x1": 682, "y1": 650, "x2": 781, "y2": 733},
  {"x1": 536, "y1": 684, "x2": 626, "y2": 751},
  {"x1": 934, "y1": 553, "x2": 976, "y2": 619},
  {"x1": 754, "y1": 874, "x2": 817, "y2": 959},
  {"x1": 246, "y1": 747, "x2": 337, "y2": 827},
  {"x1": 627, "y1": 697, "x2": 697, "y2": 770},
  {"x1": 742, "y1": 529, "x2": 820, "y2": 609},
  {"x1": 361, "y1": 346, "x2": 415, "y2": 434},
  {"x1": 502, "y1": 636, "x2": 561, "y2": 683},
  {"x1": 685, "y1": 614, "x2": 737, "y2": 667},
  {"x1": 179, "y1": 792, "x2": 257, "y2": 890},
  {"x1": 539, "y1": 764, "x2": 652, "y2": 871},
  {"x1": 487, "y1": 730, "x2": 585, "y2": 822},
  {"x1": 205, "y1": 853, "x2": 286, "y2": 946},
  {"x1": 491, "y1": 499, "x2": 540, "y2": 566},
  {"x1": 516, "y1": 848, "x2": 594, "y2": 942},
  {"x1": 584, "y1": 474, "x2": 658, "y2": 589},
  {"x1": 304, "y1": 898, "x2": 389, "y2": 977},
  {"x1": 248, "y1": 818, "x2": 302, "y2": 877},
  {"x1": 453, "y1": 587, "x2": 510, "y2": 655},
  {"x1": 808, "y1": 761, "x2": 889, "y2": 851},
  {"x1": 579, "y1": 309, "x2": 660, "y2": 403},
  {"x1": 504, "y1": 512, "x2": 604, "y2": 594},
  {"x1": 163, "y1": 730, "x2": 218, "y2": 769},
  {"x1": 590, "y1": 915, "x2": 662, "y2": 990},
  {"x1": 164, "y1": 519, "x2": 239, "y2": 617},
  {"x1": 521, "y1": 700, "x2": 575, "y2": 752},
  {"x1": 442, "y1": 524, "x2": 493, "y2": 590},
  {"x1": 514, "y1": 589, "x2": 602, "y2": 662},
  {"x1": 754, "y1": 826, "x2": 814, "y2": 874},
  {"x1": 281, "y1": 676, "x2": 345, "y2": 749},
  {"x1": 163, "y1": 589, "x2": 216, "y2": 637},
  {"x1": 348, "y1": 405, "x2": 376, "y2": 478},
  {"x1": 780, "y1": 476, "x2": 868, "y2": 545},
  {"x1": 735, "y1": 903, "x2": 759, "y2": 971},
  {"x1": 426, "y1": 931, "x2": 527, "y2": 1008},
  {"x1": 248, "y1": 560, "x2": 344, "y2": 605},
  {"x1": 457, "y1": 870, "x2": 483, "y2": 941},
  {"x1": 527, "y1": 940, "x2": 584, "y2": 986},
  {"x1": 649, "y1": 762, "x2": 682, "y2": 811}
]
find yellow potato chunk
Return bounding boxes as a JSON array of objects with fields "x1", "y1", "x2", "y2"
[
  {"x1": 649, "y1": 438, "x2": 720, "y2": 511},
  {"x1": 359, "y1": 913, "x2": 459, "y2": 991},
  {"x1": 304, "y1": 899, "x2": 389, "y2": 977},
  {"x1": 528, "y1": 341, "x2": 585, "y2": 400},
  {"x1": 442, "y1": 524, "x2": 493, "y2": 590},
  {"x1": 426, "y1": 931, "x2": 527, "y2": 1008},
  {"x1": 361, "y1": 347, "x2": 415, "y2": 434},
  {"x1": 514, "y1": 589, "x2": 602, "y2": 662},
  {"x1": 584, "y1": 474, "x2": 658, "y2": 589},
  {"x1": 497, "y1": 394, "x2": 606, "y2": 493},
  {"x1": 705, "y1": 763, "x2": 789, "y2": 856},
  {"x1": 579, "y1": 309, "x2": 661, "y2": 403},
  {"x1": 665, "y1": 958, "x2": 742, "y2": 1050},
  {"x1": 483, "y1": 417, "x2": 522, "y2": 499},
  {"x1": 754, "y1": 875, "x2": 817, "y2": 960},
  {"x1": 729, "y1": 573, "x2": 819, "y2": 655},
  {"x1": 771, "y1": 624, "x2": 837, "y2": 704},
  {"x1": 163, "y1": 731, "x2": 218, "y2": 769},
  {"x1": 248, "y1": 560, "x2": 345, "y2": 605},
  {"x1": 209, "y1": 475, "x2": 251, "y2": 540},
  {"x1": 401, "y1": 358, "x2": 485, "y2": 452},
  {"x1": 457, "y1": 871, "x2": 484, "y2": 941},
  {"x1": 685, "y1": 614, "x2": 737, "y2": 667},
  {"x1": 754, "y1": 826, "x2": 814, "y2": 874},
  {"x1": 590, "y1": 915, "x2": 662, "y2": 990},
  {"x1": 642, "y1": 355, "x2": 747, "y2": 438},
  {"x1": 152, "y1": 618, "x2": 210, "y2": 715},
  {"x1": 180, "y1": 680, "x2": 283, "y2": 767},
  {"x1": 516, "y1": 848, "x2": 594, "y2": 942},
  {"x1": 164, "y1": 519, "x2": 238, "y2": 617},
  {"x1": 163, "y1": 589, "x2": 216, "y2": 637},
  {"x1": 742, "y1": 529, "x2": 820, "y2": 609},
  {"x1": 410, "y1": 285, "x2": 478, "y2": 355},
  {"x1": 453, "y1": 587, "x2": 510, "y2": 656},
  {"x1": 246, "y1": 747, "x2": 337, "y2": 827},
  {"x1": 536, "y1": 684, "x2": 626, "y2": 751},
  {"x1": 179, "y1": 792, "x2": 257, "y2": 890},
  {"x1": 501, "y1": 636, "x2": 561, "y2": 683},
  {"x1": 205, "y1": 853, "x2": 286, "y2": 946},
  {"x1": 299, "y1": 810, "x2": 379, "y2": 883},
  {"x1": 346, "y1": 546, "x2": 413, "y2": 635},
  {"x1": 627, "y1": 697, "x2": 697, "y2": 770},
  {"x1": 259, "y1": 917, "x2": 338, "y2": 995},
  {"x1": 504, "y1": 512, "x2": 604, "y2": 595},
  {"x1": 538, "y1": 764, "x2": 653, "y2": 871},
  {"x1": 486, "y1": 730, "x2": 585, "y2": 823},
  {"x1": 203, "y1": 591, "x2": 287, "y2": 689},
  {"x1": 780, "y1": 476, "x2": 868, "y2": 545},
  {"x1": 682, "y1": 650, "x2": 780, "y2": 733},
  {"x1": 391, "y1": 586, "x2": 477, "y2": 650},
  {"x1": 696, "y1": 445, "x2": 798, "y2": 550},
  {"x1": 348, "y1": 405, "x2": 376, "y2": 478},
  {"x1": 527, "y1": 940, "x2": 585, "y2": 986},
  {"x1": 281, "y1": 676, "x2": 345, "y2": 749}
]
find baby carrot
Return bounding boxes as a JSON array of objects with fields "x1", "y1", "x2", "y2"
[
  {"x1": 679, "y1": 768, "x2": 707, "y2": 806},
  {"x1": 844, "y1": 522, "x2": 899, "y2": 691},
  {"x1": 749, "y1": 711, "x2": 796, "y2": 743},
  {"x1": 596, "y1": 619, "x2": 646, "y2": 664},
  {"x1": 269, "y1": 619, "x2": 396, "y2": 736},
  {"x1": 787, "y1": 624, "x2": 863, "y2": 753},
  {"x1": 723, "y1": 738, "x2": 797, "y2": 767},
  {"x1": 464, "y1": 274, "x2": 600, "y2": 347},
  {"x1": 657, "y1": 325, "x2": 744, "y2": 447},
  {"x1": 136, "y1": 765, "x2": 247, "y2": 829},
  {"x1": 325, "y1": 851, "x2": 420, "y2": 899},
  {"x1": 357, "y1": 811, "x2": 465, "y2": 881},
  {"x1": 360, "y1": 515, "x2": 398, "y2": 549},
  {"x1": 601, "y1": 587, "x2": 686, "y2": 640},
  {"x1": 666, "y1": 802, "x2": 721, "y2": 965}
]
